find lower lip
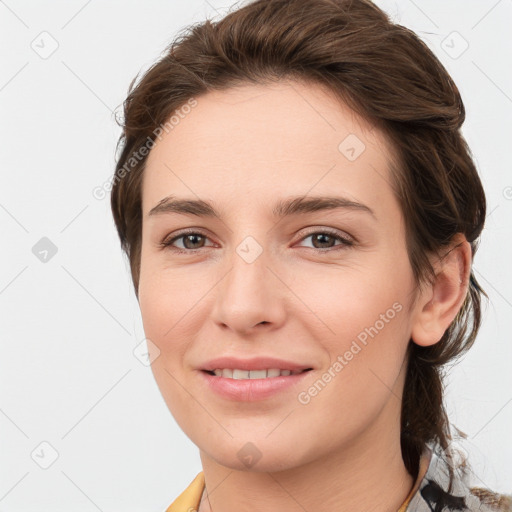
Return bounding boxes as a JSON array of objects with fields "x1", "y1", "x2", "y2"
[{"x1": 199, "y1": 370, "x2": 312, "y2": 401}]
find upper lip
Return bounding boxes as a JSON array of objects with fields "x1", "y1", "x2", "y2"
[{"x1": 200, "y1": 356, "x2": 313, "y2": 372}]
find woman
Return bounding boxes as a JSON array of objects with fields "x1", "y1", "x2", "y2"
[{"x1": 110, "y1": 0, "x2": 511, "y2": 510}]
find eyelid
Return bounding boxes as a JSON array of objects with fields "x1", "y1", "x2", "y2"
[{"x1": 294, "y1": 226, "x2": 354, "y2": 245}]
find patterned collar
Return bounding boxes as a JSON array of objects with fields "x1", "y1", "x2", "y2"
[{"x1": 405, "y1": 442, "x2": 511, "y2": 511}]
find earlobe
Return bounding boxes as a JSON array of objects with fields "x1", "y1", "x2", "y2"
[{"x1": 410, "y1": 234, "x2": 471, "y2": 348}]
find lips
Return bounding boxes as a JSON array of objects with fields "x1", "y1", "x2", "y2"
[
  {"x1": 200, "y1": 367, "x2": 312, "y2": 401},
  {"x1": 197, "y1": 356, "x2": 314, "y2": 401}
]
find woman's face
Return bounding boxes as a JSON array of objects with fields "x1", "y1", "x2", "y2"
[{"x1": 138, "y1": 80, "x2": 421, "y2": 471}]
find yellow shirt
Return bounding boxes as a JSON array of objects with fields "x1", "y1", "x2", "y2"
[
  {"x1": 165, "y1": 452, "x2": 430, "y2": 512},
  {"x1": 165, "y1": 471, "x2": 205, "y2": 512}
]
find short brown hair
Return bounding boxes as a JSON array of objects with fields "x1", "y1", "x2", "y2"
[{"x1": 111, "y1": 0, "x2": 488, "y2": 485}]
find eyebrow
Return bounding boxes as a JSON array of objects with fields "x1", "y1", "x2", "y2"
[{"x1": 147, "y1": 195, "x2": 376, "y2": 220}]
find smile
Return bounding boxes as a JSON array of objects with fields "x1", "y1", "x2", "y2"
[{"x1": 205, "y1": 368, "x2": 312, "y2": 379}]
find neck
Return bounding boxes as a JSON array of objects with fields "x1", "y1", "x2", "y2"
[{"x1": 197, "y1": 405, "x2": 415, "y2": 512}]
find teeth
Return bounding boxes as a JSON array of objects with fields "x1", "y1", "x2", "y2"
[
  {"x1": 211, "y1": 368, "x2": 302, "y2": 379},
  {"x1": 250, "y1": 369, "x2": 267, "y2": 379},
  {"x1": 233, "y1": 369, "x2": 249, "y2": 380}
]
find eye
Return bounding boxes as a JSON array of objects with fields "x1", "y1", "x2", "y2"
[
  {"x1": 296, "y1": 229, "x2": 354, "y2": 252},
  {"x1": 160, "y1": 230, "x2": 215, "y2": 253}
]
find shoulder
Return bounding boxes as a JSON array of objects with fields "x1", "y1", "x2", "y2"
[{"x1": 468, "y1": 487, "x2": 512, "y2": 511}]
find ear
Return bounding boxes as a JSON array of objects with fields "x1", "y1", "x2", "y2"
[{"x1": 410, "y1": 233, "x2": 472, "y2": 347}]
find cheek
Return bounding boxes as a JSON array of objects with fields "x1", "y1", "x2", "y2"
[
  {"x1": 298, "y1": 314, "x2": 408, "y2": 447},
  {"x1": 137, "y1": 253, "x2": 203, "y2": 347},
  {"x1": 137, "y1": 258, "x2": 214, "y2": 411},
  {"x1": 290, "y1": 255, "x2": 408, "y2": 340},
  {"x1": 138, "y1": 271, "x2": 198, "y2": 430},
  {"x1": 293, "y1": 261, "x2": 410, "y2": 410},
  {"x1": 137, "y1": 268, "x2": 189, "y2": 405}
]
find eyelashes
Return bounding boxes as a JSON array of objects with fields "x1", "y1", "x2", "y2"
[
  {"x1": 159, "y1": 228, "x2": 355, "y2": 255},
  {"x1": 160, "y1": 230, "x2": 215, "y2": 253}
]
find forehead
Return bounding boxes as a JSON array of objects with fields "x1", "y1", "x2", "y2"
[{"x1": 142, "y1": 80, "x2": 397, "y2": 218}]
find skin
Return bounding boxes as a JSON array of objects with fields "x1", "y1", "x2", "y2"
[{"x1": 138, "y1": 80, "x2": 471, "y2": 512}]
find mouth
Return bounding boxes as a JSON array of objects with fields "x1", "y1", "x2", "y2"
[
  {"x1": 199, "y1": 367, "x2": 314, "y2": 401},
  {"x1": 202, "y1": 368, "x2": 313, "y2": 379}
]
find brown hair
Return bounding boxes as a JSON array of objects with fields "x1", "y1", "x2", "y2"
[{"x1": 111, "y1": 0, "x2": 490, "y2": 491}]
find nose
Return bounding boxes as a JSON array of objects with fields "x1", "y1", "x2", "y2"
[{"x1": 211, "y1": 246, "x2": 287, "y2": 335}]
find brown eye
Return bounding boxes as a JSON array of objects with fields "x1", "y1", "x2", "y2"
[
  {"x1": 180, "y1": 233, "x2": 206, "y2": 249},
  {"x1": 161, "y1": 231, "x2": 214, "y2": 252},
  {"x1": 297, "y1": 230, "x2": 354, "y2": 252},
  {"x1": 310, "y1": 233, "x2": 337, "y2": 249}
]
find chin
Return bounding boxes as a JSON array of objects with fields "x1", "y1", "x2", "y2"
[{"x1": 198, "y1": 435, "x2": 311, "y2": 473}]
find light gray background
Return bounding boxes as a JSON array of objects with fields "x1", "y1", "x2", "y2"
[{"x1": 1, "y1": 0, "x2": 511, "y2": 510}]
